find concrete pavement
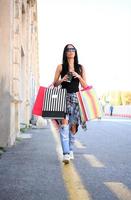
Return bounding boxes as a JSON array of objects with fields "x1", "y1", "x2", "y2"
[
  {"x1": 0, "y1": 125, "x2": 67, "y2": 200},
  {"x1": 0, "y1": 119, "x2": 131, "y2": 200}
]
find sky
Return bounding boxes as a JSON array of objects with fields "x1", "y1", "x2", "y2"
[{"x1": 37, "y1": 0, "x2": 131, "y2": 95}]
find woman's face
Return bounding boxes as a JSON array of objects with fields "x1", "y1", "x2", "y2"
[{"x1": 66, "y1": 45, "x2": 76, "y2": 59}]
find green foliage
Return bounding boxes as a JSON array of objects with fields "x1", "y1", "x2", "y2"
[{"x1": 101, "y1": 90, "x2": 131, "y2": 105}]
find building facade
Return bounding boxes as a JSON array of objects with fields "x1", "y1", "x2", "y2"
[{"x1": 0, "y1": 0, "x2": 39, "y2": 147}]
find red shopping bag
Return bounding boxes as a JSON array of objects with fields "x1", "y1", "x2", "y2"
[{"x1": 32, "y1": 86, "x2": 46, "y2": 116}]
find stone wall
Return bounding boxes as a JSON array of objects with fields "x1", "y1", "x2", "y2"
[
  {"x1": 0, "y1": 0, "x2": 12, "y2": 147},
  {"x1": 0, "y1": 0, "x2": 39, "y2": 147}
]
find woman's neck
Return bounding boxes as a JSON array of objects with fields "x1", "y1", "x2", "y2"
[{"x1": 68, "y1": 58, "x2": 74, "y2": 71}]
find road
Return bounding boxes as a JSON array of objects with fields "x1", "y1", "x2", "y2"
[{"x1": 0, "y1": 118, "x2": 131, "y2": 200}]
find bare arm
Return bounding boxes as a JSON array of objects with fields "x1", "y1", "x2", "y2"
[
  {"x1": 53, "y1": 64, "x2": 68, "y2": 87},
  {"x1": 79, "y1": 65, "x2": 87, "y2": 88},
  {"x1": 72, "y1": 65, "x2": 87, "y2": 88}
]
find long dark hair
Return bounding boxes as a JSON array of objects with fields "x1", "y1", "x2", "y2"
[{"x1": 62, "y1": 44, "x2": 79, "y2": 71}]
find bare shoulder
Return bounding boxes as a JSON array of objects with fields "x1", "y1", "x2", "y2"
[
  {"x1": 79, "y1": 64, "x2": 86, "y2": 73},
  {"x1": 57, "y1": 64, "x2": 62, "y2": 72},
  {"x1": 80, "y1": 64, "x2": 85, "y2": 70}
]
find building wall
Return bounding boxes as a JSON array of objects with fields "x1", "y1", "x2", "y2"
[
  {"x1": 0, "y1": 0, "x2": 12, "y2": 147},
  {"x1": 0, "y1": 0, "x2": 39, "y2": 147}
]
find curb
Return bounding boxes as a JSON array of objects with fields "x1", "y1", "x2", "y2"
[{"x1": 105, "y1": 113, "x2": 131, "y2": 118}]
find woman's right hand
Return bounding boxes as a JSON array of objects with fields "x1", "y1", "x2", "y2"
[{"x1": 61, "y1": 74, "x2": 68, "y2": 82}]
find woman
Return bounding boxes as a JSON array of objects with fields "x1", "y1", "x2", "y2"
[{"x1": 53, "y1": 44, "x2": 87, "y2": 164}]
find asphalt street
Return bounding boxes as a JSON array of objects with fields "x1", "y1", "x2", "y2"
[{"x1": 0, "y1": 118, "x2": 131, "y2": 200}]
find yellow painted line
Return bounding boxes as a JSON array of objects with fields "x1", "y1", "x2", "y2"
[
  {"x1": 50, "y1": 121, "x2": 92, "y2": 200},
  {"x1": 104, "y1": 182, "x2": 131, "y2": 200},
  {"x1": 75, "y1": 140, "x2": 86, "y2": 149},
  {"x1": 84, "y1": 154, "x2": 105, "y2": 168}
]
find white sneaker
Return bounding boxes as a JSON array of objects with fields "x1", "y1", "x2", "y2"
[
  {"x1": 70, "y1": 151, "x2": 74, "y2": 160},
  {"x1": 63, "y1": 154, "x2": 70, "y2": 164}
]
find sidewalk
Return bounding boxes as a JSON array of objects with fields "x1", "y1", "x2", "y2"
[
  {"x1": 0, "y1": 125, "x2": 67, "y2": 200},
  {"x1": 103, "y1": 115, "x2": 131, "y2": 120},
  {"x1": 104, "y1": 105, "x2": 131, "y2": 118}
]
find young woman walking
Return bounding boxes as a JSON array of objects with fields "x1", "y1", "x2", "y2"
[{"x1": 53, "y1": 44, "x2": 87, "y2": 164}]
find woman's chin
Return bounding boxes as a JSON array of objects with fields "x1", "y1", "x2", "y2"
[{"x1": 67, "y1": 55, "x2": 75, "y2": 59}]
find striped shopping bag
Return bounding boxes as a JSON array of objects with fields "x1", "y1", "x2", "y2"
[
  {"x1": 32, "y1": 86, "x2": 67, "y2": 119},
  {"x1": 42, "y1": 87, "x2": 67, "y2": 119},
  {"x1": 76, "y1": 86, "x2": 102, "y2": 122}
]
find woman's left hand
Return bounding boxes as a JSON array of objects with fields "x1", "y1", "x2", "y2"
[{"x1": 72, "y1": 71, "x2": 81, "y2": 79}]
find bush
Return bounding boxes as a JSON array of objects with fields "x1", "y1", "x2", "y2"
[{"x1": 121, "y1": 91, "x2": 131, "y2": 105}]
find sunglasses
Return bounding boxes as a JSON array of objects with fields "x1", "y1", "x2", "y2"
[{"x1": 66, "y1": 47, "x2": 76, "y2": 52}]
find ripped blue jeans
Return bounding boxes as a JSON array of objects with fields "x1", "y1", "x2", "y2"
[
  {"x1": 59, "y1": 111, "x2": 77, "y2": 155},
  {"x1": 60, "y1": 124, "x2": 75, "y2": 155},
  {"x1": 59, "y1": 93, "x2": 80, "y2": 155}
]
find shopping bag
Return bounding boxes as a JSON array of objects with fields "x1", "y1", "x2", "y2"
[
  {"x1": 42, "y1": 87, "x2": 67, "y2": 119},
  {"x1": 76, "y1": 86, "x2": 102, "y2": 122},
  {"x1": 32, "y1": 86, "x2": 46, "y2": 116}
]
